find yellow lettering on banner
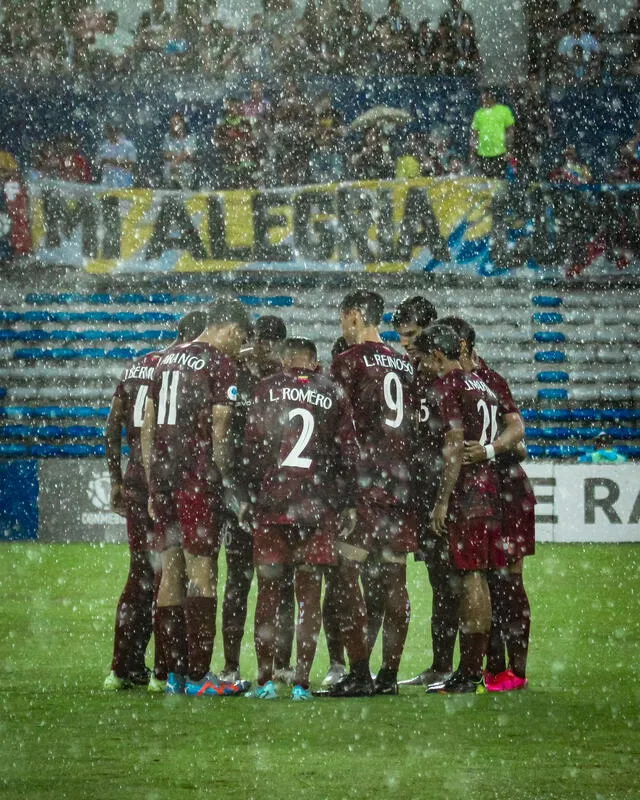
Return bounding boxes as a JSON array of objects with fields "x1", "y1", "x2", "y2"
[{"x1": 225, "y1": 190, "x2": 255, "y2": 249}]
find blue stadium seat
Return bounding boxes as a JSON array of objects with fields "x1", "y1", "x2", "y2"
[
  {"x1": 608, "y1": 427, "x2": 639, "y2": 440},
  {"x1": 175, "y1": 294, "x2": 211, "y2": 304},
  {"x1": 115, "y1": 293, "x2": 146, "y2": 304},
  {"x1": 23, "y1": 311, "x2": 55, "y2": 323},
  {"x1": 538, "y1": 388, "x2": 569, "y2": 400},
  {"x1": 107, "y1": 347, "x2": 137, "y2": 359},
  {"x1": 532, "y1": 296, "x2": 563, "y2": 307},
  {"x1": 533, "y1": 312, "x2": 563, "y2": 325},
  {"x1": 35, "y1": 425, "x2": 66, "y2": 439},
  {"x1": 382, "y1": 312, "x2": 394, "y2": 324},
  {"x1": 0, "y1": 443, "x2": 28, "y2": 456},
  {"x1": 538, "y1": 408, "x2": 571, "y2": 421},
  {"x1": 67, "y1": 425, "x2": 105, "y2": 438},
  {"x1": 533, "y1": 331, "x2": 566, "y2": 343},
  {"x1": 136, "y1": 348, "x2": 156, "y2": 357},
  {"x1": 0, "y1": 311, "x2": 20, "y2": 323},
  {"x1": 619, "y1": 446, "x2": 640, "y2": 457},
  {"x1": 141, "y1": 312, "x2": 179, "y2": 323},
  {"x1": 49, "y1": 331, "x2": 82, "y2": 342},
  {"x1": 601, "y1": 409, "x2": 640, "y2": 421},
  {"x1": 31, "y1": 443, "x2": 100, "y2": 457},
  {"x1": 520, "y1": 409, "x2": 537, "y2": 421},
  {"x1": 526, "y1": 444, "x2": 546, "y2": 458},
  {"x1": 570, "y1": 409, "x2": 601, "y2": 421},
  {"x1": 47, "y1": 348, "x2": 82, "y2": 359},
  {"x1": 526, "y1": 426, "x2": 573, "y2": 440},
  {"x1": 82, "y1": 311, "x2": 112, "y2": 323},
  {"x1": 77, "y1": 348, "x2": 107, "y2": 359},
  {"x1": 0, "y1": 387, "x2": 5, "y2": 399},
  {"x1": 537, "y1": 371, "x2": 569, "y2": 383},
  {"x1": 535, "y1": 351, "x2": 566, "y2": 363},
  {"x1": 67, "y1": 407, "x2": 109, "y2": 418},
  {"x1": 149, "y1": 293, "x2": 174, "y2": 304},
  {"x1": 24, "y1": 293, "x2": 54, "y2": 305},
  {"x1": 87, "y1": 293, "x2": 113, "y2": 305},
  {"x1": 381, "y1": 330, "x2": 400, "y2": 342},
  {"x1": 1, "y1": 424, "x2": 32, "y2": 438},
  {"x1": 13, "y1": 348, "x2": 46, "y2": 359},
  {"x1": 544, "y1": 445, "x2": 582, "y2": 458},
  {"x1": 111, "y1": 312, "x2": 139, "y2": 324}
]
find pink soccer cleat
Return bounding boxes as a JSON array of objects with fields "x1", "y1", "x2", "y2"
[{"x1": 485, "y1": 669, "x2": 528, "y2": 692}]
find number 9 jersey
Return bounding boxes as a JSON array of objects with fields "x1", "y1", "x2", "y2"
[{"x1": 330, "y1": 341, "x2": 416, "y2": 507}]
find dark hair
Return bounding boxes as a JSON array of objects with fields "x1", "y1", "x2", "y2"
[
  {"x1": 438, "y1": 316, "x2": 476, "y2": 350},
  {"x1": 413, "y1": 323, "x2": 461, "y2": 360},
  {"x1": 392, "y1": 295, "x2": 437, "y2": 329},
  {"x1": 206, "y1": 297, "x2": 250, "y2": 332},
  {"x1": 254, "y1": 315, "x2": 287, "y2": 342},
  {"x1": 331, "y1": 336, "x2": 349, "y2": 359},
  {"x1": 340, "y1": 290, "x2": 384, "y2": 326},
  {"x1": 284, "y1": 337, "x2": 317, "y2": 361},
  {"x1": 177, "y1": 310, "x2": 207, "y2": 343}
]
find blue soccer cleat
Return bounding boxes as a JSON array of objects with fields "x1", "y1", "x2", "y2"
[
  {"x1": 165, "y1": 672, "x2": 186, "y2": 695},
  {"x1": 185, "y1": 672, "x2": 251, "y2": 697},
  {"x1": 291, "y1": 685, "x2": 312, "y2": 701},
  {"x1": 245, "y1": 680, "x2": 278, "y2": 700}
]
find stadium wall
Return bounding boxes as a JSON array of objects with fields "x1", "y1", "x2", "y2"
[{"x1": 1, "y1": 459, "x2": 638, "y2": 544}]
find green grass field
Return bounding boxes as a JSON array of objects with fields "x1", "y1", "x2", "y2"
[{"x1": 1, "y1": 543, "x2": 639, "y2": 800}]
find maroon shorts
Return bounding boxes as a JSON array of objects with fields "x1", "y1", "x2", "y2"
[
  {"x1": 222, "y1": 516, "x2": 254, "y2": 569},
  {"x1": 151, "y1": 482, "x2": 223, "y2": 557},
  {"x1": 499, "y1": 466, "x2": 536, "y2": 562},
  {"x1": 449, "y1": 515, "x2": 506, "y2": 572},
  {"x1": 349, "y1": 491, "x2": 418, "y2": 555},
  {"x1": 253, "y1": 513, "x2": 338, "y2": 566},
  {"x1": 124, "y1": 485, "x2": 153, "y2": 553}
]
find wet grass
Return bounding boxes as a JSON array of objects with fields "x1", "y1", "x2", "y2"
[{"x1": 1, "y1": 543, "x2": 639, "y2": 800}]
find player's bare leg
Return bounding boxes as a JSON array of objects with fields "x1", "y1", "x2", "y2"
[
  {"x1": 273, "y1": 565, "x2": 295, "y2": 684},
  {"x1": 253, "y1": 564, "x2": 283, "y2": 691},
  {"x1": 155, "y1": 545, "x2": 188, "y2": 693},
  {"x1": 292, "y1": 565, "x2": 323, "y2": 699},
  {"x1": 374, "y1": 556, "x2": 410, "y2": 694}
]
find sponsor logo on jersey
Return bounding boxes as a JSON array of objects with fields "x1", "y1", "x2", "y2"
[
  {"x1": 227, "y1": 385, "x2": 239, "y2": 401},
  {"x1": 363, "y1": 353, "x2": 414, "y2": 374},
  {"x1": 269, "y1": 386, "x2": 333, "y2": 409}
]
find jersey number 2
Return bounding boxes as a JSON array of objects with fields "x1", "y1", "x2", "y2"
[
  {"x1": 281, "y1": 408, "x2": 314, "y2": 469},
  {"x1": 477, "y1": 399, "x2": 498, "y2": 445}
]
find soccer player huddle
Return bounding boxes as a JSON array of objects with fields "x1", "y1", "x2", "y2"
[{"x1": 104, "y1": 290, "x2": 535, "y2": 700}]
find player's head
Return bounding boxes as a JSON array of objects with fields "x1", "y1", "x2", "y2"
[
  {"x1": 392, "y1": 295, "x2": 438, "y2": 359},
  {"x1": 253, "y1": 315, "x2": 287, "y2": 372},
  {"x1": 282, "y1": 337, "x2": 318, "y2": 370},
  {"x1": 594, "y1": 431, "x2": 613, "y2": 450},
  {"x1": 413, "y1": 323, "x2": 461, "y2": 376},
  {"x1": 176, "y1": 310, "x2": 207, "y2": 344},
  {"x1": 204, "y1": 297, "x2": 251, "y2": 358},
  {"x1": 339, "y1": 290, "x2": 384, "y2": 345},
  {"x1": 438, "y1": 315, "x2": 475, "y2": 365},
  {"x1": 331, "y1": 336, "x2": 350, "y2": 360}
]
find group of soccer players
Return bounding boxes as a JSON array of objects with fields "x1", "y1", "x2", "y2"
[{"x1": 103, "y1": 289, "x2": 535, "y2": 700}]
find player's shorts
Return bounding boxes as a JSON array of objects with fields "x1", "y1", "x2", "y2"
[
  {"x1": 342, "y1": 490, "x2": 417, "y2": 559},
  {"x1": 253, "y1": 512, "x2": 338, "y2": 567},
  {"x1": 123, "y1": 484, "x2": 153, "y2": 553},
  {"x1": 222, "y1": 515, "x2": 253, "y2": 568},
  {"x1": 449, "y1": 515, "x2": 506, "y2": 572},
  {"x1": 151, "y1": 481, "x2": 223, "y2": 558},
  {"x1": 498, "y1": 464, "x2": 536, "y2": 562}
]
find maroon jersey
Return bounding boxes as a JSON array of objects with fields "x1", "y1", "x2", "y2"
[
  {"x1": 330, "y1": 341, "x2": 415, "y2": 505},
  {"x1": 112, "y1": 350, "x2": 160, "y2": 490},
  {"x1": 242, "y1": 367, "x2": 359, "y2": 525},
  {"x1": 431, "y1": 368, "x2": 501, "y2": 520},
  {"x1": 413, "y1": 367, "x2": 442, "y2": 513},
  {"x1": 149, "y1": 341, "x2": 237, "y2": 493}
]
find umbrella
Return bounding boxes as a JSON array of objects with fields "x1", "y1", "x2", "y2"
[{"x1": 350, "y1": 105, "x2": 412, "y2": 130}]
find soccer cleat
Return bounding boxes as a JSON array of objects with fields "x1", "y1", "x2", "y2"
[
  {"x1": 246, "y1": 680, "x2": 279, "y2": 700},
  {"x1": 273, "y1": 666, "x2": 296, "y2": 686},
  {"x1": 291, "y1": 685, "x2": 313, "y2": 701},
  {"x1": 165, "y1": 672, "x2": 186, "y2": 695},
  {"x1": 426, "y1": 670, "x2": 485, "y2": 695},
  {"x1": 185, "y1": 672, "x2": 251, "y2": 697},
  {"x1": 219, "y1": 668, "x2": 241, "y2": 684},
  {"x1": 128, "y1": 667, "x2": 151, "y2": 687},
  {"x1": 398, "y1": 668, "x2": 451, "y2": 687},
  {"x1": 103, "y1": 670, "x2": 130, "y2": 691},
  {"x1": 373, "y1": 672, "x2": 399, "y2": 696},
  {"x1": 316, "y1": 671, "x2": 375, "y2": 698},
  {"x1": 321, "y1": 663, "x2": 347, "y2": 687},
  {"x1": 147, "y1": 675, "x2": 166, "y2": 693},
  {"x1": 485, "y1": 669, "x2": 528, "y2": 692}
]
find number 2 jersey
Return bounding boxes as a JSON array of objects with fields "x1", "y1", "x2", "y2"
[
  {"x1": 112, "y1": 350, "x2": 161, "y2": 492},
  {"x1": 149, "y1": 341, "x2": 238, "y2": 494},
  {"x1": 242, "y1": 367, "x2": 359, "y2": 525},
  {"x1": 330, "y1": 341, "x2": 415, "y2": 507}
]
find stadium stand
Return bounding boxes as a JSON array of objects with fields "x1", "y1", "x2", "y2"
[{"x1": 0, "y1": 276, "x2": 638, "y2": 460}]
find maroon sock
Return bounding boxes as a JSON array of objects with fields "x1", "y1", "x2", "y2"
[
  {"x1": 380, "y1": 563, "x2": 410, "y2": 672},
  {"x1": 322, "y1": 572, "x2": 345, "y2": 667},
  {"x1": 362, "y1": 555, "x2": 385, "y2": 657},
  {"x1": 274, "y1": 567, "x2": 295, "y2": 671},
  {"x1": 486, "y1": 572, "x2": 508, "y2": 675},
  {"x1": 294, "y1": 568, "x2": 323, "y2": 689},
  {"x1": 427, "y1": 562, "x2": 459, "y2": 674},
  {"x1": 155, "y1": 605, "x2": 187, "y2": 676},
  {"x1": 184, "y1": 596, "x2": 216, "y2": 681},
  {"x1": 111, "y1": 551, "x2": 154, "y2": 677},
  {"x1": 222, "y1": 553, "x2": 254, "y2": 672},
  {"x1": 151, "y1": 567, "x2": 167, "y2": 680},
  {"x1": 459, "y1": 632, "x2": 489, "y2": 680},
  {"x1": 334, "y1": 562, "x2": 369, "y2": 670},
  {"x1": 254, "y1": 575, "x2": 281, "y2": 684},
  {"x1": 504, "y1": 574, "x2": 531, "y2": 678}
]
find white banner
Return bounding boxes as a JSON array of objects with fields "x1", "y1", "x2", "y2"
[{"x1": 527, "y1": 463, "x2": 640, "y2": 543}]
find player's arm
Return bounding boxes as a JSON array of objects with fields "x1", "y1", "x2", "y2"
[
  {"x1": 140, "y1": 397, "x2": 156, "y2": 485},
  {"x1": 211, "y1": 401, "x2": 234, "y2": 484},
  {"x1": 463, "y1": 411, "x2": 525, "y2": 464},
  {"x1": 105, "y1": 394, "x2": 126, "y2": 516},
  {"x1": 431, "y1": 427, "x2": 464, "y2": 537}
]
